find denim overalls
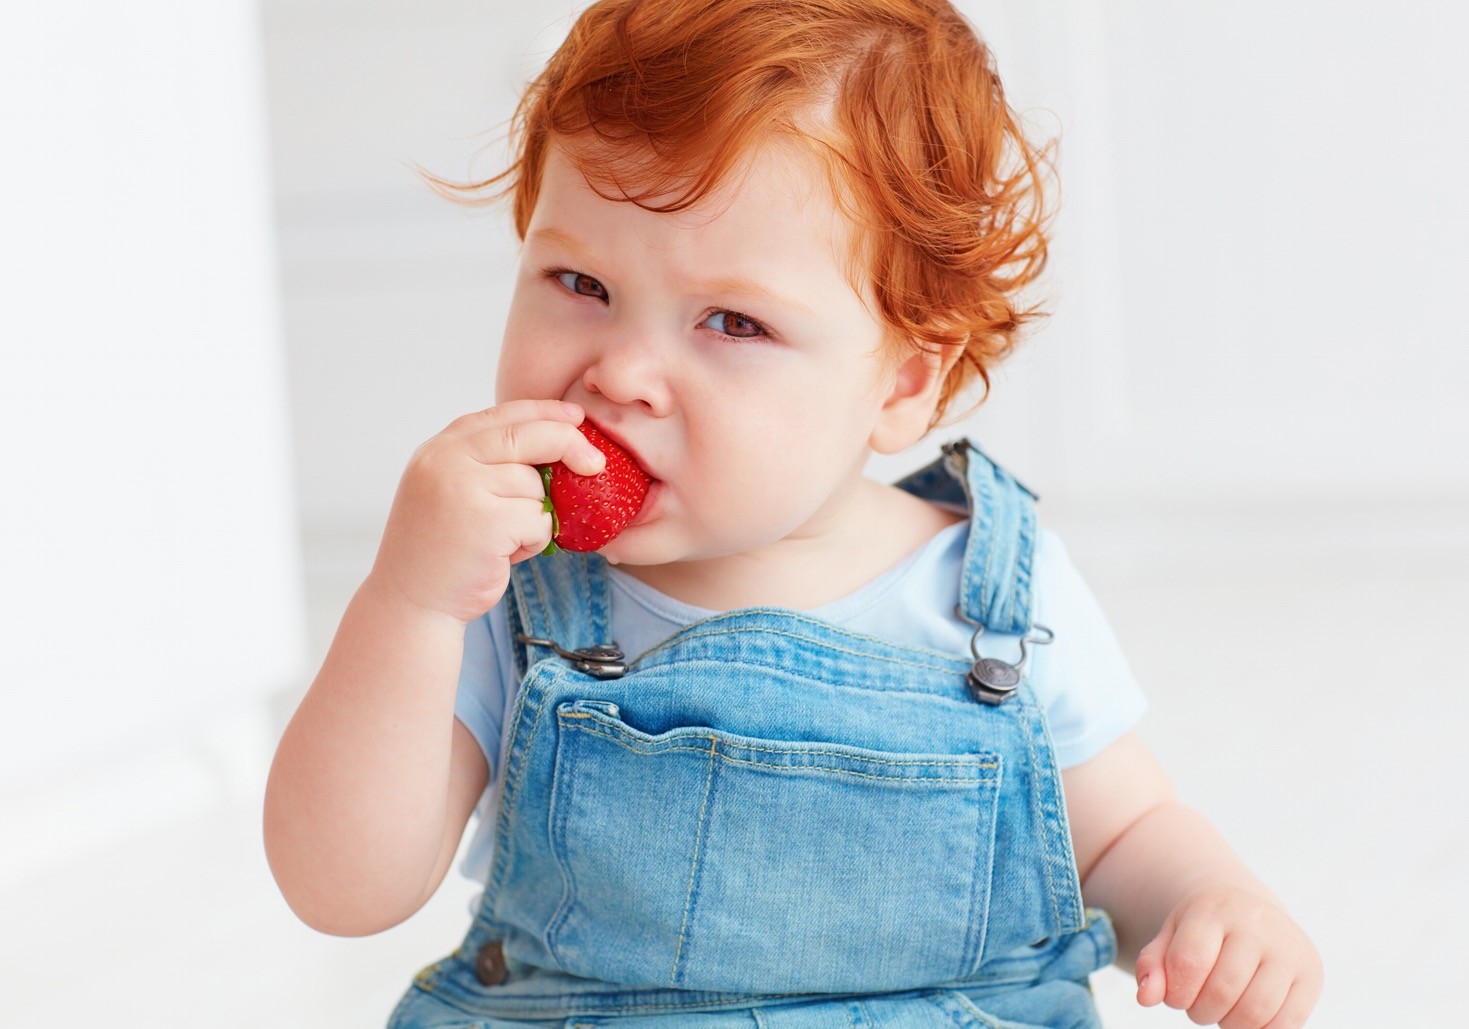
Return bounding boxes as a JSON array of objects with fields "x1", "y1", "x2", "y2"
[{"x1": 389, "y1": 439, "x2": 1116, "y2": 1029}]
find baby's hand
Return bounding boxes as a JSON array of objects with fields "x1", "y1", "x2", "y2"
[
  {"x1": 1135, "y1": 885, "x2": 1322, "y2": 1027},
  {"x1": 366, "y1": 399, "x2": 605, "y2": 624}
]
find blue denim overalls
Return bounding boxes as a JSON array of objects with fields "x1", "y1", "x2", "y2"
[{"x1": 389, "y1": 439, "x2": 1116, "y2": 1028}]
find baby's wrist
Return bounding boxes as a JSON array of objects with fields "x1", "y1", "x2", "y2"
[{"x1": 360, "y1": 568, "x2": 473, "y2": 629}]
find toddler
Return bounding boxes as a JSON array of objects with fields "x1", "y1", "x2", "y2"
[{"x1": 264, "y1": 1, "x2": 1322, "y2": 1025}]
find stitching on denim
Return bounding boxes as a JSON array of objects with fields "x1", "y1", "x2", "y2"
[
  {"x1": 1023, "y1": 697, "x2": 1064, "y2": 934},
  {"x1": 961, "y1": 759, "x2": 1001, "y2": 975},
  {"x1": 1024, "y1": 682, "x2": 1084, "y2": 933},
  {"x1": 557, "y1": 711, "x2": 994, "y2": 766},
  {"x1": 655, "y1": 753, "x2": 996, "y2": 783},
  {"x1": 996, "y1": 502, "x2": 1016, "y2": 629},
  {"x1": 587, "y1": 552, "x2": 610, "y2": 641},
  {"x1": 506, "y1": 675, "x2": 548, "y2": 805},
  {"x1": 504, "y1": 585, "x2": 529, "y2": 683},
  {"x1": 935, "y1": 989, "x2": 1011, "y2": 1028},
  {"x1": 636, "y1": 626, "x2": 970, "y2": 677},
  {"x1": 1013, "y1": 501, "x2": 1036, "y2": 626},
  {"x1": 977, "y1": 466, "x2": 1001, "y2": 631},
  {"x1": 953, "y1": 447, "x2": 982, "y2": 625},
  {"x1": 634, "y1": 653, "x2": 972, "y2": 702},
  {"x1": 559, "y1": 716, "x2": 1000, "y2": 772},
  {"x1": 527, "y1": 558, "x2": 554, "y2": 654},
  {"x1": 670, "y1": 736, "x2": 717, "y2": 986},
  {"x1": 1050, "y1": 747, "x2": 1086, "y2": 933},
  {"x1": 1052, "y1": 800, "x2": 1086, "y2": 932},
  {"x1": 632, "y1": 606, "x2": 971, "y2": 664},
  {"x1": 752, "y1": 1009, "x2": 771, "y2": 1029},
  {"x1": 923, "y1": 991, "x2": 972, "y2": 1029},
  {"x1": 560, "y1": 728, "x2": 1001, "y2": 784},
  {"x1": 543, "y1": 719, "x2": 581, "y2": 962},
  {"x1": 951, "y1": 446, "x2": 987, "y2": 623},
  {"x1": 411, "y1": 957, "x2": 448, "y2": 987},
  {"x1": 449, "y1": 991, "x2": 824, "y2": 1016},
  {"x1": 485, "y1": 666, "x2": 551, "y2": 906}
]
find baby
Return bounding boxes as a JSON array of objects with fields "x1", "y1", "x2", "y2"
[{"x1": 264, "y1": 1, "x2": 1322, "y2": 1026}]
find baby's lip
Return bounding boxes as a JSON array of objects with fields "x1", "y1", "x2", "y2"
[
  {"x1": 629, "y1": 479, "x2": 661, "y2": 527},
  {"x1": 584, "y1": 417, "x2": 656, "y2": 481}
]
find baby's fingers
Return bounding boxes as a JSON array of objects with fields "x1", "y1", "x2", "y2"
[
  {"x1": 1218, "y1": 959, "x2": 1292, "y2": 1029},
  {"x1": 464, "y1": 414, "x2": 604, "y2": 477},
  {"x1": 498, "y1": 496, "x2": 558, "y2": 565},
  {"x1": 1261, "y1": 962, "x2": 1324, "y2": 1029},
  {"x1": 1158, "y1": 915, "x2": 1225, "y2": 1014},
  {"x1": 1135, "y1": 914, "x2": 1174, "y2": 1007},
  {"x1": 448, "y1": 398, "x2": 583, "y2": 436},
  {"x1": 1189, "y1": 935, "x2": 1263, "y2": 1025}
]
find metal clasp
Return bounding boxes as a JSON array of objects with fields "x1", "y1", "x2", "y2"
[
  {"x1": 514, "y1": 632, "x2": 629, "y2": 679},
  {"x1": 953, "y1": 605, "x2": 1054, "y2": 705}
]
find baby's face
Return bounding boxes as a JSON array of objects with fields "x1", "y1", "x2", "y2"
[{"x1": 497, "y1": 137, "x2": 904, "y2": 568}]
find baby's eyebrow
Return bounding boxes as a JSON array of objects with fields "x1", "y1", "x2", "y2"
[
  {"x1": 690, "y1": 274, "x2": 814, "y2": 318},
  {"x1": 527, "y1": 226, "x2": 599, "y2": 264},
  {"x1": 528, "y1": 226, "x2": 813, "y2": 317}
]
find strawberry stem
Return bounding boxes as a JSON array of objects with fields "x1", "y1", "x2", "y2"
[{"x1": 539, "y1": 465, "x2": 559, "y2": 556}]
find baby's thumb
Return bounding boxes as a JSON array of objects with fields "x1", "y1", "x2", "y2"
[{"x1": 1134, "y1": 922, "x2": 1173, "y2": 1007}]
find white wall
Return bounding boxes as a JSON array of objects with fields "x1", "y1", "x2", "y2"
[{"x1": 1, "y1": 1, "x2": 305, "y2": 884}]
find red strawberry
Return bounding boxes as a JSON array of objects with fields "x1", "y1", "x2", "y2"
[{"x1": 540, "y1": 422, "x2": 651, "y2": 554}]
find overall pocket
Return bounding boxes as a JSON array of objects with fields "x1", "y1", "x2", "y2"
[{"x1": 545, "y1": 699, "x2": 1002, "y2": 994}]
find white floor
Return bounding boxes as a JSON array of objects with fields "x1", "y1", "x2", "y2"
[{"x1": 4, "y1": 517, "x2": 1463, "y2": 1027}]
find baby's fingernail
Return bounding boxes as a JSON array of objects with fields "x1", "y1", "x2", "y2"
[{"x1": 1138, "y1": 974, "x2": 1149, "y2": 989}]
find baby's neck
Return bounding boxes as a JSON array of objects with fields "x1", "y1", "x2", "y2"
[{"x1": 614, "y1": 479, "x2": 962, "y2": 613}]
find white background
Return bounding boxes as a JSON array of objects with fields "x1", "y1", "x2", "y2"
[{"x1": 2, "y1": 0, "x2": 1465, "y2": 1025}]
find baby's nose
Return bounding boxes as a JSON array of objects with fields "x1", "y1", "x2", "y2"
[{"x1": 580, "y1": 337, "x2": 673, "y2": 415}]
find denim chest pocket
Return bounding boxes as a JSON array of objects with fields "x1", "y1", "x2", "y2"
[{"x1": 545, "y1": 699, "x2": 1003, "y2": 995}]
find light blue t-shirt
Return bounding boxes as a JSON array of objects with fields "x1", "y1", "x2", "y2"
[{"x1": 453, "y1": 522, "x2": 1147, "y2": 887}]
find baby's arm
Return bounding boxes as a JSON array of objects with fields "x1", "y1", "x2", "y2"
[
  {"x1": 1064, "y1": 733, "x2": 1323, "y2": 1027},
  {"x1": 263, "y1": 400, "x2": 605, "y2": 936}
]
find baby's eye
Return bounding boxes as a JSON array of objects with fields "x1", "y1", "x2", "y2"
[
  {"x1": 701, "y1": 310, "x2": 768, "y2": 340},
  {"x1": 554, "y1": 270, "x2": 608, "y2": 301}
]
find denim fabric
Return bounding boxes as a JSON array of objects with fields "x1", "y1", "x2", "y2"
[{"x1": 389, "y1": 439, "x2": 1114, "y2": 1027}]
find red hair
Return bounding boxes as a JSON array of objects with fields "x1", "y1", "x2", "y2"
[{"x1": 424, "y1": 0, "x2": 1058, "y2": 427}]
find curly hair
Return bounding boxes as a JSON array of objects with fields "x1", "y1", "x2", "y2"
[{"x1": 423, "y1": 0, "x2": 1059, "y2": 428}]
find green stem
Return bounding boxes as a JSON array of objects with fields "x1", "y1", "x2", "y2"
[{"x1": 539, "y1": 465, "x2": 559, "y2": 556}]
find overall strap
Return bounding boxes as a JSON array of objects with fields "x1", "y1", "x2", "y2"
[
  {"x1": 504, "y1": 550, "x2": 614, "y2": 681},
  {"x1": 894, "y1": 438, "x2": 1040, "y2": 635}
]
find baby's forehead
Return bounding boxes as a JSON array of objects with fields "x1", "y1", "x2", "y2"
[
  {"x1": 550, "y1": 130, "x2": 838, "y2": 212},
  {"x1": 555, "y1": 134, "x2": 866, "y2": 255}
]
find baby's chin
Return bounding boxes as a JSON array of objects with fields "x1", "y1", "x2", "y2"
[
  {"x1": 596, "y1": 533, "x2": 683, "y2": 568},
  {"x1": 594, "y1": 529, "x2": 652, "y2": 567},
  {"x1": 595, "y1": 524, "x2": 720, "y2": 570}
]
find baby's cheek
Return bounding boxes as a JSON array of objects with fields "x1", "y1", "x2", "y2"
[
  {"x1": 728, "y1": 470, "x2": 828, "y2": 539},
  {"x1": 495, "y1": 352, "x2": 561, "y2": 405}
]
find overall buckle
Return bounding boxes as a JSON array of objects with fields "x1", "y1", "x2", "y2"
[{"x1": 953, "y1": 605, "x2": 1053, "y2": 705}]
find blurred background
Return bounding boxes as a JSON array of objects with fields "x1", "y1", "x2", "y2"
[{"x1": 3, "y1": 0, "x2": 1466, "y2": 1025}]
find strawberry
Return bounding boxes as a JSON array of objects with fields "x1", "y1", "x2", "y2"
[{"x1": 539, "y1": 421, "x2": 651, "y2": 554}]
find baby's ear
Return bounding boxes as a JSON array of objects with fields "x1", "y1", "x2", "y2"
[{"x1": 869, "y1": 342, "x2": 953, "y2": 455}]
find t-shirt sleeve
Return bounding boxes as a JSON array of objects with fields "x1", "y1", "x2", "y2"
[
  {"x1": 452, "y1": 601, "x2": 519, "y2": 779},
  {"x1": 1028, "y1": 526, "x2": 1148, "y2": 768}
]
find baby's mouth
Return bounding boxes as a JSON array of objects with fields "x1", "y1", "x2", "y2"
[{"x1": 628, "y1": 479, "x2": 662, "y2": 528}]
